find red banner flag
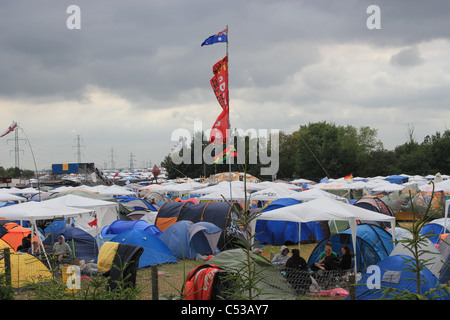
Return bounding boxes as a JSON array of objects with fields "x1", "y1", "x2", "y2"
[
  {"x1": 210, "y1": 56, "x2": 229, "y2": 111},
  {"x1": 209, "y1": 57, "x2": 229, "y2": 144},
  {"x1": 210, "y1": 108, "x2": 229, "y2": 144}
]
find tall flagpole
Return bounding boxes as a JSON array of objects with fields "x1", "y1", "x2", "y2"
[{"x1": 226, "y1": 25, "x2": 233, "y2": 202}]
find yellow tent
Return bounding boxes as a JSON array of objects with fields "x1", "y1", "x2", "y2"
[
  {"x1": 0, "y1": 253, "x2": 52, "y2": 288},
  {"x1": 0, "y1": 239, "x2": 13, "y2": 251}
]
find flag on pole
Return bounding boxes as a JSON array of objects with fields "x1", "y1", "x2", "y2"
[
  {"x1": 213, "y1": 145, "x2": 237, "y2": 164},
  {"x1": 209, "y1": 56, "x2": 229, "y2": 144},
  {"x1": 210, "y1": 56, "x2": 229, "y2": 111},
  {"x1": 201, "y1": 28, "x2": 228, "y2": 46},
  {"x1": 0, "y1": 121, "x2": 17, "y2": 138},
  {"x1": 210, "y1": 108, "x2": 229, "y2": 144}
]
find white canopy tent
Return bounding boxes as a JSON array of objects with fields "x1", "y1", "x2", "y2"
[
  {"x1": 0, "y1": 192, "x2": 27, "y2": 203},
  {"x1": 43, "y1": 194, "x2": 120, "y2": 238},
  {"x1": 251, "y1": 197, "x2": 396, "y2": 275},
  {"x1": 0, "y1": 201, "x2": 95, "y2": 267},
  {"x1": 250, "y1": 185, "x2": 298, "y2": 201}
]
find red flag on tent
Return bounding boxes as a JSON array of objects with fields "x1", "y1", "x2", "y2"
[
  {"x1": 88, "y1": 218, "x2": 98, "y2": 227},
  {"x1": 0, "y1": 121, "x2": 18, "y2": 138},
  {"x1": 344, "y1": 174, "x2": 353, "y2": 180}
]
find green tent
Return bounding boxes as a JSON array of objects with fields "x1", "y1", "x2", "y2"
[{"x1": 208, "y1": 248, "x2": 297, "y2": 300}]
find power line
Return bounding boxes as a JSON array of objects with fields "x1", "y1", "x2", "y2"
[{"x1": 73, "y1": 134, "x2": 85, "y2": 163}]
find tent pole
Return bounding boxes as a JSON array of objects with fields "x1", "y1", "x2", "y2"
[
  {"x1": 32, "y1": 219, "x2": 52, "y2": 272},
  {"x1": 226, "y1": 25, "x2": 232, "y2": 203}
]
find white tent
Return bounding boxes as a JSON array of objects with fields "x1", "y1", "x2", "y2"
[
  {"x1": 43, "y1": 194, "x2": 119, "y2": 237},
  {"x1": 0, "y1": 192, "x2": 27, "y2": 203},
  {"x1": 199, "y1": 186, "x2": 248, "y2": 201},
  {"x1": 250, "y1": 185, "x2": 297, "y2": 201},
  {"x1": 0, "y1": 201, "x2": 95, "y2": 263},
  {"x1": 251, "y1": 197, "x2": 396, "y2": 275},
  {"x1": 0, "y1": 201, "x2": 95, "y2": 221},
  {"x1": 390, "y1": 236, "x2": 444, "y2": 278},
  {"x1": 287, "y1": 188, "x2": 348, "y2": 202}
]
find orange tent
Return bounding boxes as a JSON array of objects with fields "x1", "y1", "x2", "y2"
[{"x1": 1, "y1": 223, "x2": 38, "y2": 251}]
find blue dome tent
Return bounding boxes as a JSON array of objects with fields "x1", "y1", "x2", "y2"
[
  {"x1": 255, "y1": 198, "x2": 330, "y2": 245},
  {"x1": 353, "y1": 255, "x2": 450, "y2": 300},
  {"x1": 159, "y1": 220, "x2": 222, "y2": 259},
  {"x1": 420, "y1": 218, "x2": 450, "y2": 244},
  {"x1": 101, "y1": 220, "x2": 162, "y2": 238},
  {"x1": 307, "y1": 224, "x2": 394, "y2": 274},
  {"x1": 110, "y1": 229, "x2": 177, "y2": 268}
]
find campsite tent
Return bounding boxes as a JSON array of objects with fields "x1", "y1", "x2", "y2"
[
  {"x1": 208, "y1": 248, "x2": 297, "y2": 300},
  {"x1": 43, "y1": 227, "x2": 99, "y2": 262},
  {"x1": 1, "y1": 223, "x2": 38, "y2": 251},
  {"x1": 390, "y1": 235, "x2": 444, "y2": 278},
  {"x1": 420, "y1": 217, "x2": 450, "y2": 244},
  {"x1": 0, "y1": 253, "x2": 52, "y2": 288},
  {"x1": 439, "y1": 236, "x2": 450, "y2": 284},
  {"x1": 354, "y1": 196, "x2": 396, "y2": 228},
  {"x1": 43, "y1": 194, "x2": 120, "y2": 238},
  {"x1": 155, "y1": 201, "x2": 247, "y2": 250},
  {"x1": 252, "y1": 197, "x2": 396, "y2": 274},
  {"x1": 159, "y1": 220, "x2": 222, "y2": 259},
  {"x1": 0, "y1": 201, "x2": 95, "y2": 254},
  {"x1": 307, "y1": 224, "x2": 394, "y2": 273},
  {"x1": 115, "y1": 196, "x2": 158, "y2": 211},
  {"x1": 353, "y1": 255, "x2": 449, "y2": 300},
  {"x1": 254, "y1": 198, "x2": 329, "y2": 245},
  {"x1": 101, "y1": 220, "x2": 162, "y2": 240},
  {"x1": 110, "y1": 229, "x2": 177, "y2": 268}
]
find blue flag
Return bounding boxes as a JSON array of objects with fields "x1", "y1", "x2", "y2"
[{"x1": 201, "y1": 29, "x2": 228, "y2": 46}]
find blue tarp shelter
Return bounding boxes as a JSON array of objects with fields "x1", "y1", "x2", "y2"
[
  {"x1": 110, "y1": 229, "x2": 177, "y2": 268},
  {"x1": 385, "y1": 175, "x2": 409, "y2": 185},
  {"x1": 44, "y1": 227, "x2": 98, "y2": 261},
  {"x1": 159, "y1": 220, "x2": 222, "y2": 259},
  {"x1": 353, "y1": 255, "x2": 450, "y2": 300},
  {"x1": 255, "y1": 198, "x2": 330, "y2": 245}
]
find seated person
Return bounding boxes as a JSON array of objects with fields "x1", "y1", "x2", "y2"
[
  {"x1": 52, "y1": 235, "x2": 72, "y2": 263},
  {"x1": 338, "y1": 245, "x2": 354, "y2": 272},
  {"x1": 17, "y1": 234, "x2": 32, "y2": 253},
  {"x1": 284, "y1": 248, "x2": 311, "y2": 294},
  {"x1": 312, "y1": 242, "x2": 337, "y2": 271},
  {"x1": 271, "y1": 245, "x2": 290, "y2": 267}
]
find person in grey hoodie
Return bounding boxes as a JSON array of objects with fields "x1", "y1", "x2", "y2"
[
  {"x1": 52, "y1": 235, "x2": 72, "y2": 262},
  {"x1": 271, "y1": 245, "x2": 290, "y2": 267}
]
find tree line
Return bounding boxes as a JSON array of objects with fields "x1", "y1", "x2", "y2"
[
  {"x1": 0, "y1": 167, "x2": 36, "y2": 179},
  {"x1": 162, "y1": 121, "x2": 450, "y2": 182}
]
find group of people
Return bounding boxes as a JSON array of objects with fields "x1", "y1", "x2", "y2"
[
  {"x1": 269, "y1": 242, "x2": 354, "y2": 294},
  {"x1": 18, "y1": 234, "x2": 72, "y2": 264}
]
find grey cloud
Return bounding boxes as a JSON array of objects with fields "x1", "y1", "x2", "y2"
[{"x1": 390, "y1": 46, "x2": 425, "y2": 67}]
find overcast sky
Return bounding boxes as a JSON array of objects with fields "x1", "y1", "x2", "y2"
[{"x1": 1, "y1": 0, "x2": 450, "y2": 172}]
